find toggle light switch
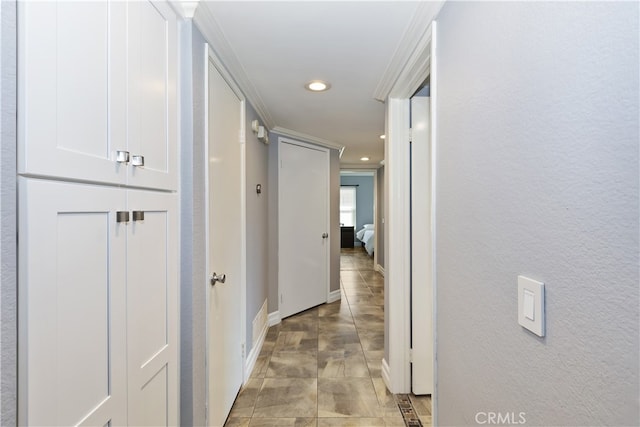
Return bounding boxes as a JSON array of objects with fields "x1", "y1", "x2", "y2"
[
  {"x1": 523, "y1": 289, "x2": 535, "y2": 321},
  {"x1": 518, "y1": 276, "x2": 545, "y2": 337}
]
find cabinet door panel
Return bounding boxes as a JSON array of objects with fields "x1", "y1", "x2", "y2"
[
  {"x1": 127, "y1": 190, "x2": 178, "y2": 426},
  {"x1": 127, "y1": 1, "x2": 177, "y2": 190},
  {"x1": 18, "y1": 2, "x2": 127, "y2": 185},
  {"x1": 18, "y1": 179, "x2": 127, "y2": 426}
]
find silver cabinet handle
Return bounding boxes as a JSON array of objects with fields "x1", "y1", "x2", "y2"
[
  {"x1": 132, "y1": 211, "x2": 145, "y2": 221},
  {"x1": 322, "y1": 233, "x2": 329, "y2": 239},
  {"x1": 116, "y1": 150, "x2": 130, "y2": 163},
  {"x1": 210, "y1": 272, "x2": 226, "y2": 285},
  {"x1": 116, "y1": 211, "x2": 130, "y2": 223},
  {"x1": 132, "y1": 155, "x2": 144, "y2": 167}
]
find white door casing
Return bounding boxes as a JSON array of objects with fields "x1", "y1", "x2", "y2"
[
  {"x1": 278, "y1": 138, "x2": 330, "y2": 319},
  {"x1": 206, "y1": 54, "x2": 246, "y2": 427},
  {"x1": 410, "y1": 96, "x2": 433, "y2": 395}
]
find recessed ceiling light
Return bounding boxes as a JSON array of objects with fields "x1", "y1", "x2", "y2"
[
  {"x1": 360, "y1": 157, "x2": 370, "y2": 161},
  {"x1": 380, "y1": 135, "x2": 386, "y2": 139},
  {"x1": 305, "y1": 80, "x2": 331, "y2": 92}
]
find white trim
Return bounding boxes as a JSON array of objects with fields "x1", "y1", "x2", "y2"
[
  {"x1": 375, "y1": 264, "x2": 385, "y2": 277},
  {"x1": 374, "y1": 1, "x2": 444, "y2": 101},
  {"x1": 277, "y1": 137, "x2": 331, "y2": 319},
  {"x1": 244, "y1": 300, "x2": 269, "y2": 382},
  {"x1": 272, "y1": 126, "x2": 344, "y2": 152},
  {"x1": 430, "y1": 21, "x2": 439, "y2": 425},
  {"x1": 268, "y1": 311, "x2": 282, "y2": 327},
  {"x1": 385, "y1": 98, "x2": 412, "y2": 394},
  {"x1": 327, "y1": 289, "x2": 342, "y2": 304},
  {"x1": 168, "y1": 0, "x2": 199, "y2": 19},
  {"x1": 381, "y1": 358, "x2": 392, "y2": 392},
  {"x1": 193, "y1": 2, "x2": 273, "y2": 128}
]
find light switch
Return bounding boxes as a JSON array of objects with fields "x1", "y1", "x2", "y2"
[
  {"x1": 523, "y1": 289, "x2": 535, "y2": 320},
  {"x1": 518, "y1": 276, "x2": 545, "y2": 337}
]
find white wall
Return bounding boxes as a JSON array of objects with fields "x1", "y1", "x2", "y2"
[
  {"x1": 0, "y1": 1, "x2": 17, "y2": 425},
  {"x1": 435, "y1": 2, "x2": 639, "y2": 425}
]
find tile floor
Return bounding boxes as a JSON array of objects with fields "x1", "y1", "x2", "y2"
[{"x1": 224, "y1": 247, "x2": 431, "y2": 427}]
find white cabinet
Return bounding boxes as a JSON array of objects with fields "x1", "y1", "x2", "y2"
[
  {"x1": 126, "y1": 189, "x2": 178, "y2": 426},
  {"x1": 18, "y1": 179, "x2": 179, "y2": 426},
  {"x1": 18, "y1": 179, "x2": 128, "y2": 426},
  {"x1": 17, "y1": 1, "x2": 180, "y2": 425},
  {"x1": 18, "y1": 0, "x2": 177, "y2": 190}
]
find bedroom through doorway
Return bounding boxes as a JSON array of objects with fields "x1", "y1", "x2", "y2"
[{"x1": 339, "y1": 169, "x2": 383, "y2": 273}]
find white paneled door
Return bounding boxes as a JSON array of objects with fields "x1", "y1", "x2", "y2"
[
  {"x1": 207, "y1": 58, "x2": 245, "y2": 427},
  {"x1": 19, "y1": 0, "x2": 177, "y2": 190},
  {"x1": 19, "y1": 179, "x2": 128, "y2": 426},
  {"x1": 278, "y1": 140, "x2": 329, "y2": 319},
  {"x1": 126, "y1": 190, "x2": 178, "y2": 426}
]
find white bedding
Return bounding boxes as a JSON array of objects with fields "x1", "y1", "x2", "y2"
[{"x1": 356, "y1": 226, "x2": 375, "y2": 256}]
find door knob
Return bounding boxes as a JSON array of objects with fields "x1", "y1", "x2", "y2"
[
  {"x1": 132, "y1": 155, "x2": 145, "y2": 167},
  {"x1": 322, "y1": 233, "x2": 329, "y2": 239},
  {"x1": 210, "y1": 272, "x2": 226, "y2": 285}
]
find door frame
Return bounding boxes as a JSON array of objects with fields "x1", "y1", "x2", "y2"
[
  {"x1": 384, "y1": 18, "x2": 438, "y2": 418},
  {"x1": 203, "y1": 43, "x2": 248, "y2": 424},
  {"x1": 277, "y1": 136, "x2": 331, "y2": 317},
  {"x1": 338, "y1": 168, "x2": 379, "y2": 266}
]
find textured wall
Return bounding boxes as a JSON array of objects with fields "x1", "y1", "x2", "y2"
[
  {"x1": 267, "y1": 134, "x2": 279, "y2": 313},
  {"x1": 244, "y1": 102, "x2": 269, "y2": 347},
  {"x1": 329, "y1": 150, "x2": 340, "y2": 293},
  {"x1": 376, "y1": 166, "x2": 385, "y2": 268},
  {"x1": 340, "y1": 175, "x2": 375, "y2": 245},
  {"x1": 179, "y1": 21, "x2": 207, "y2": 427},
  {"x1": 0, "y1": 1, "x2": 17, "y2": 425},
  {"x1": 435, "y1": 2, "x2": 639, "y2": 426}
]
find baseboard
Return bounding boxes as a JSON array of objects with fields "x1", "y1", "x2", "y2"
[
  {"x1": 327, "y1": 289, "x2": 342, "y2": 303},
  {"x1": 244, "y1": 300, "x2": 269, "y2": 382},
  {"x1": 382, "y1": 357, "x2": 392, "y2": 391},
  {"x1": 375, "y1": 264, "x2": 385, "y2": 277},
  {"x1": 244, "y1": 324, "x2": 267, "y2": 383},
  {"x1": 268, "y1": 310, "x2": 281, "y2": 326}
]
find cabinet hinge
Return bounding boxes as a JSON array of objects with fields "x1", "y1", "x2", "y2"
[
  {"x1": 409, "y1": 348, "x2": 413, "y2": 363},
  {"x1": 241, "y1": 343, "x2": 246, "y2": 358},
  {"x1": 408, "y1": 128, "x2": 413, "y2": 143}
]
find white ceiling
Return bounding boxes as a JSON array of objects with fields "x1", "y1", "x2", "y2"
[{"x1": 194, "y1": 1, "x2": 425, "y2": 166}]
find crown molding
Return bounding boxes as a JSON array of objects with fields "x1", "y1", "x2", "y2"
[
  {"x1": 169, "y1": 0, "x2": 199, "y2": 19},
  {"x1": 271, "y1": 126, "x2": 344, "y2": 152},
  {"x1": 193, "y1": 2, "x2": 274, "y2": 128},
  {"x1": 373, "y1": 1, "x2": 444, "y2": 101}
]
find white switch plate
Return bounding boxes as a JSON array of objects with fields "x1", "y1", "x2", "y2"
[{"x1": 518, "y1": 276, "x2": 545, "y2": 336}]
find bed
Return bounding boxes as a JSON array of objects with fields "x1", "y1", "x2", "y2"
[{"x1": 356, "y1": 224, "x2": 375, "y2": 256}]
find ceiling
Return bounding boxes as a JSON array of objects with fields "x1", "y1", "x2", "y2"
[{"x1": 192, "y1": 1, "x2": 428, "y2": 166}]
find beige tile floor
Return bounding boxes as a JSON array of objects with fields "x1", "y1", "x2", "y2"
[{"x1": 224, "y1": 247, "x2": 432, "y2": 427}]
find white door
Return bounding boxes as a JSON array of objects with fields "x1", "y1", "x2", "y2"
[
  {"x1": 127, "y1": 0, "x2": 178, "y2": 191},
  {"x1": 18, "y1": 1, "x2": 127, "y2": 186},
  {"x1": 18, "y1": 178, "x2": 127, "y2": 426},
  {"x1": 279, "y1": 140, "x2": 329, "y2": 319},
  {"x1": 411, "y1": 96, "x2": 434, "y2": 394},
  {"x1": 207, "y1": 58, "x2": 244, "y2": 427},
  {"x1": 127, "y1": 189, "x2": 179, "y2": 426}
]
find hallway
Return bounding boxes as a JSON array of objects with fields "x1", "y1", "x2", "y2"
[{"x1": 224, "y1": 248, "x2": 431, "y2": 427}]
